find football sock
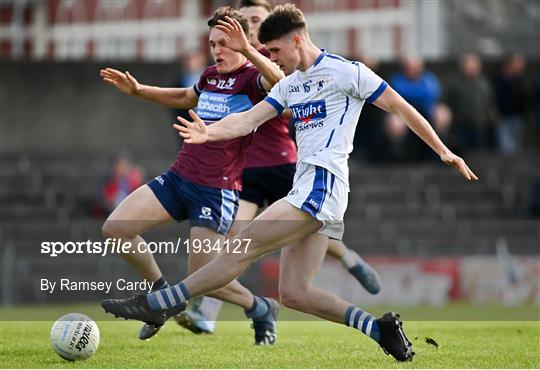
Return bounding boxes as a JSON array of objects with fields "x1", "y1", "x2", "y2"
[
  {"x1": 147, "y1": 282, "x2": 191, "y2": 310},
  {"x1": 196, "y1": 296, "x2": 223, "y2": 322},
  {"x1": 341, "y1": 249, "x2": 359, "y2": 269},
  {"x1": 244, "y1": 296, "x2": 269, "y2": 319},
  {"x1": 344, "y1": 305, "x2": 381, "y2": 341}
]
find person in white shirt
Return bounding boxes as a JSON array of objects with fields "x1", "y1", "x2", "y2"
[{"x1": 102, "y1": 4, "x2": 477, "y2": 362}]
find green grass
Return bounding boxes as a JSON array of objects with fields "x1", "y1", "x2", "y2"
[{"x1": 1, "y1": 304, "x2": 539, "y2": 368}]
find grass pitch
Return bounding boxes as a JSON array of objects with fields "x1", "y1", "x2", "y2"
[{"x1": 1, "y1": 303, "x2": 539, "y2": 368}]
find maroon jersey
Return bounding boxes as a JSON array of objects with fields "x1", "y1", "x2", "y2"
[
  {"x1": 244, "y1": 48, "x2": 297, "y2": 168},
  {"x1": 171, "y1": 62, "x2": 265, "y2": 190}
]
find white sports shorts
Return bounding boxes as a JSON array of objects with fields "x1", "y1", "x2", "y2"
[{"x1": 285, "y1": 162, "x2": 347, "y2": 240}]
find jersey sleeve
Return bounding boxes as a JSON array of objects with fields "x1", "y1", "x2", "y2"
[
  {"x1": 193, "y1": 68, "x2": 210, "y2": 96},
  {"x1": 244, "y1": 67, "x2": 267, "y2": 104},
  {"x1": 264, "y1": 80, "x2": 287, "y2": 115},
  {"x1": 339, "y1": 61, "x2": 388, "y2": 103}
]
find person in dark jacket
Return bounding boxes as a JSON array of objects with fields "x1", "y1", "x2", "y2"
[
  {"x1": 493, "y1": 53, "x2": 529, "y2": 154},
  {"x1": 445, "y1": 53, "x2": 495, "y2": 152}
]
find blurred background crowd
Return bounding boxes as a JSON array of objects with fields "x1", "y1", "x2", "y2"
[
  {"x1": 1, "y1": 0, "x2": 538, "y2": 307},
  {"x1": 355, "y1": 52, "x2": 537, "y2": 161},
  {"x1": 174, "y1": 49, "x2": 539, "y2": 163}
]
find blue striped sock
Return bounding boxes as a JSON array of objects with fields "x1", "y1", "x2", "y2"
[
  {"x1": 344, "y1": 305, "x2": 381, "y2": 341},
  {"x1": 147, "y1": 282, "x2": 191, "y2": 311},
  {"x1": 244, "y1": 296, "x2": 269, "y2": 319}
]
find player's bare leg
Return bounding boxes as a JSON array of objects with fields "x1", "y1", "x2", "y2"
[
  {"x1": 149, "y1": 202, "x2": 336, "y2": 302},
  {"x1": 228, "y1": 199, "x2": 259, "y2": 237},
  {"x1": 186, "y1": 227, "x2": 254, "y2": 308},
  {"x1": 326, "y1": 239, "x2": 381, "y2": 294},
  {"x1": 101, "y1": 184, "x2": 181, "y2": 339},
  {"x1": 169, "y1": 199, "x2": 318, "y2": 344},
  {"x1": 177, "y1": 199, "x2": 321, "y2": 297},
  {"x1": 279, "y1": 233, "x2": 351, "y2": 323},
  {"x1": 326, "y1": 239, "x2": 345, "y2": 259},
  {"x1": 277, "y1": 235, "x2": 409, "y2": 360},
  {"x1": 178, "y1": 200, "x2": 258, "y2": 334},
  {"x1": 176, "y1": 226, "x2": 279, "y2": 344},
  {"x1": 234, "y1": 201, "x2": 380, "y2": 294},
  {"x1": 102, "y1": 185, "x2": 173, "y2": 281}
]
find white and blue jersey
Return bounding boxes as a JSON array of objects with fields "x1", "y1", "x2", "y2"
[
  {"x1": 265, "y1": 50, "x2": 387, "y2": 189},
  {"x1": 264, "y1": 50, "x2": 387, "y2": 238}
]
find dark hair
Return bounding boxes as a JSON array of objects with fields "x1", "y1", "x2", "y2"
[
  {"x1": 237, "y1": 0, "x2": 272, "y2": 13},
  {"x1": 207, "y1": 6, "x2": 249, "y2": 37},
  {"x1": 258, "y1": 4, "x2": 306, "y2": 44}
]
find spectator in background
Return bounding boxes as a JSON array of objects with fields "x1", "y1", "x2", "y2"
[
  {"x1": 444, "y1": 53, "x2": 494, "y2": 152},
  {"x1": 100, "y1": 156, "x2": 143, "y2": 214},
  {"x1": 493, "y1": 53, "x2": 529, "y2": 154},
  {"x1": 391, "y1": 56, "x2": 441, "y2": 160},
  {"x1": 392, "y1": 56, "x2": 440, "y2": 120}
]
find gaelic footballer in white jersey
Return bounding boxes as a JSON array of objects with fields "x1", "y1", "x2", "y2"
[{"x1": 264, "y1": 50, "x2": 387, "y2": 239}]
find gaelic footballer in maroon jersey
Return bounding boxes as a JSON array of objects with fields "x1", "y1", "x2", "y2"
[
  {"x1": 243, "y1": 47, "x2": 297, "y2": 169},
  {"x1": 99, "y1": 6, "x2": 285, "y2": 344},
  {"x1": 173, "y1": 62, "x2": 266, "y2": 190}
]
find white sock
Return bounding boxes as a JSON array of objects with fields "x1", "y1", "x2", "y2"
[
  {"x1": 197, "y1": 296, "x2": 223, "y2": 322},
  {"x1": 341, "y1": 249, "x2": 361, "y2": 269}
]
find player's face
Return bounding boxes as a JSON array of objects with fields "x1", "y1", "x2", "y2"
[
  {"x1": 208, "y1": 27, "x2": 245, "y2": 74},
  {"x1": 239, "y1": 6, "x2": 269, "y2": 49},
  {"x1": 266, "y1": 35, "x2": 301, "y2": 76}
]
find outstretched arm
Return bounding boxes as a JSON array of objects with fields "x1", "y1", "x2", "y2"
[
  {"x1": 173, "y1": 101, "x2": 278, "y2": 144},
  {"x1": 373, "y1": 86, "x2": 478, "y2": 181},
  {"x1": 100, "y1": 68, "x2": 198, "y2": 109},
  {"x1": 216, "y1": 16, "x2": 284, "y2": 91}
]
